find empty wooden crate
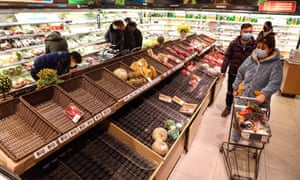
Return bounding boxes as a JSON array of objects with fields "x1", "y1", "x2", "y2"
[
  {"x1": 20, "y1": 86, "x2": 92, "y2": 134},
  {"x1": 58, "y1": 76, "x2": 116, "y2": 115}
]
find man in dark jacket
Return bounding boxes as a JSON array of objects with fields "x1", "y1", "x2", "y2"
[
  {"x1": 30, "y1": 51, "x2": 82, "y2": 81},
  {"x1": 221, "y1": 23, "x2": 256, "y2": 117},
  {"x1": 105, "y1": 20, "x2": 125, "y2": 50},
  {"x1": 45, "y1": 31, "x2": 68, "y2": 53},
  {"x1": 127, "y1": 21, "x2": 143, "y2": 49}
]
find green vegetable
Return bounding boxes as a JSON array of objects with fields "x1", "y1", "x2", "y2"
[
  {"x1": 164, "y1": 119, "x2": 175, "y2": 130},
  {"x1": 0, "y1": 75, "x2": 12, "y2": 98}
]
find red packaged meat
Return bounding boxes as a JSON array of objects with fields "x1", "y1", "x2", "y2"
[{"x1": 65, "y1": 103, "x2": 84, "y2": 123}]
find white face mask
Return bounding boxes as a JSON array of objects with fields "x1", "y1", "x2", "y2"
[
  {"x1": 255, "y1": 48, "x2": 267, "y2": 59},
  {"x1": 242, "y1": 33, "x2": 252, "y2": 40}
]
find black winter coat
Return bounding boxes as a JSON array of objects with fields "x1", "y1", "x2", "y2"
[
  {"x1": 221, "y1": 36, "x2": 256, "y2": 76},
  {"x1": 45, "y1": 32, "x2": 68, "y2": 53},
  {"x1": 105, "y1": 24, "x2": 122, "y2": 50},
  {"x1": 134, "y1": 29, "x2": 143, "y2": 48}
]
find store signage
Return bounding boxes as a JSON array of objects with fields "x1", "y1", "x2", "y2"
[
  {"x1": 68, "y1": 0, "x2": 88, "y2": 4},
  {"x1": 0, "y1": 0, "x2": 53, "y2": 3},
  {"x1": 259, "y1": 1, "x2": 296, "y2": 13}
]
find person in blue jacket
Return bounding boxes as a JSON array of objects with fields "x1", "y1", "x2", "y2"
[
  {"x1": 232, "y1": 34, "x2": 282, "y2": 110},
  {"x1": 231, "y1": 34, "x2": 282, "y2": 143},
  {"x1": 30, "y1": 51, "x2": 82, "y2": 80}
]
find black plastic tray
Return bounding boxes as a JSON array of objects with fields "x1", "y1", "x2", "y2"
[{"x1": 109, "y1": 98, "x2": 188, "y2": 148}]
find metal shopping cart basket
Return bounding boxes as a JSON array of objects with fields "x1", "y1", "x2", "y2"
[{"x1": 220, "y1": 96, "x2": 272, "y2": 180}]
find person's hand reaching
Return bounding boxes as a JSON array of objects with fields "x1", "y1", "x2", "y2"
[
  {"x1": 232, "y1": 90, "x2": 237, "y2": 96},
  {"x1": 255, "y1": 94, "x2": 266, "y2": 104}
]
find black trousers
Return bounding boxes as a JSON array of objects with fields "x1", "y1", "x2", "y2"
[{"x1": 226, "y1": 74, "x2": 236, "y2": 107}]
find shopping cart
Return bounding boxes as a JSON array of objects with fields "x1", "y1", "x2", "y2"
[{"x1": 220, "y1": 96, "x2": 272, "y2": 180}]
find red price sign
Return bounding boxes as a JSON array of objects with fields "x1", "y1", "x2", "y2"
[{"x1": 259, "y1": 1, "x2": 296, "y2": 13}]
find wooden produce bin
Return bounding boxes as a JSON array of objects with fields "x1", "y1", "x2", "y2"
[
  {"x1": 0, "y1": 98, "x2": 60, "y2": 174},
  {"x1": 20, "y1": 120, "x2": 163, "y2": 179},
  {"x1": 185, "y1": 90, "x2": 211, "y2": 152},
  {"x1": 280, "y1": 60, "x2": 300, "y2": 96},
  {"x1": 209, "y1": 77, "x2": 223, "y2": 106}
]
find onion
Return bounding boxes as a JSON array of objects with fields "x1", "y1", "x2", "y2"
[
  {"x1": 113, "y1": 68, "x2": 128, "y2": 81},
  {"x1": 152, "y1": 140, "x2": 169, "y2": 156},
  {"x1": 152, "y1": 127, "x2": 168, "y2": 141}
]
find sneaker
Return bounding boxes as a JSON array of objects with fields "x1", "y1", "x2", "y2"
[{"x1": 221, "y1": 107, "x2": 231, "y2": 117}]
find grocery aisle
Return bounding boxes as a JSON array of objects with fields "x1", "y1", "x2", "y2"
[{"x1": 169, "y1": 79, "x2": 300, "y2": 180}]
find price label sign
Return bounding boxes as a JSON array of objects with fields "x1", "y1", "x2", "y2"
[
  {"x1": 85, "y1": 118, "x2": 94, "y2": 127},
  {"x1": 78, "y1": 123, "x2": 87, "y2": 131},
  {"x1": 33, "y1": 140, "x2": 58, "y2": 159},
  {"x1": 68, "y1": 127, "x2": 80, "y2": 137},
  {"x1": 33, "y1": 147, "x2": 48, "y2": 159},
  {"x1": 46, "y1": 141, "x2": 58, "y2": 152},
  {"x1": 94, "y1": 113, "x2": 103, "y2": 122},
  {"x1": 102, "y1": 108, "x2": 112, "y2": 118},
  {"x1": 241, "y1": 132, "x2": 250, "y2": 140},
  {"x1": 58, "y1": 133, "x2": 71, "y2": 144}
]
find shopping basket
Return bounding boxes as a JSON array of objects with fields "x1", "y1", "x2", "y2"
[{"x1": 220, "y1": 96, "x2": 272, "y2": 180}]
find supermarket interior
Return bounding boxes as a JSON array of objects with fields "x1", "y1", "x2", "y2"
[{"x1": 0, "y1": 0, "x2": 300, "y2": 179}]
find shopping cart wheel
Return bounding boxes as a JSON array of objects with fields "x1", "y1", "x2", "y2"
[{"x1": 219, "y1": 146, "x2": 224, "y2": 153}]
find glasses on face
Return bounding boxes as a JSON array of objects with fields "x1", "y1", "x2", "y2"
[{"x1": 243, "y1": 30, "x2": 253, "y2": 33}]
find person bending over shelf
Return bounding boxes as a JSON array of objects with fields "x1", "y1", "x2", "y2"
[
  {"x1": 104, "y1": 20, "x2": 126, "y2": 50},
  {"x1": 45, "y1": 31, "x2": 68, "y2": 53},
  {"x1": 221, "y1": 23, "x2": 256, "y2": 117},
  {"x1": 30, "y1": 51, "x2": 82, "y2": 81}
]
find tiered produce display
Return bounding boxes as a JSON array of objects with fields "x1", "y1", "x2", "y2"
[{"x1": 0, "y1": 34, "x2": 221, "y2": 179}]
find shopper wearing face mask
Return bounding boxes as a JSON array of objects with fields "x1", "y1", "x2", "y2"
[
  {"x1": 221, "y1": 23, "x2": 256, "y2": 117},
  {"x1": 256, "y1": 21, "x2": 273, "y2": 42},
  {"x1": 232, "y1": 34, "x2": 282, "y2": 110}
]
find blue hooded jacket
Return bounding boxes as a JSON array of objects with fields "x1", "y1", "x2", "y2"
[
  {"x1": 31, "y1": 51, "x2": 70, "y2": 80},
  {"x1": 232, "y1": 49, "x2": 283, "y2": 109}
]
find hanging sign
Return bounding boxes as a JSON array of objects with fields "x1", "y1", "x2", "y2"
[{"x1": 259, "y1": 1, "x2": 296, "y2": 13}]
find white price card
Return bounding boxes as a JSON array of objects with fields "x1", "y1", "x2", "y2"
[
  {"x1": 85, "y1": 118, "x2": 94, "y2": 127},
  {"x1": 33, "y1": 147, "x2": 48, "y2": 159},
  {"x1": 58, "y1": 133, "x2": 71, "y2": 144},
  {"x1": 152, "y1": 78, "x2": 160, "y2": 85},
  {"x1": 68, "y1": 127, "x2": 80, "y2": 137},
  {"x1": 33, "y1": 140, "x2": 58, "y2": 159},
  {"x1": 241, "y1": 132, "x2": 250, "y2": 140},
  {"x1": 78, "y1": 123, "x2": 88, "y2": 131},
  {"x1": 102, "y1": 108, "x2": 112, "y2": 118},
  {"x1": 46, "y1": 141, "x2": 58, "y2": 152},
  {"x1": 94, "y1": 113, "x2": 103, "y2": 122}
]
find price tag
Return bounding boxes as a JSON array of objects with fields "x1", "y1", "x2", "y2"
[
  {"x1": 123, "y1": 95, "x2": 130, "y2": 102},
  {"x1": 162, "y1": 72, "x2": 168, "y2": 77},
  {"x1": 102, "y1": 108, "x2": 112, "y2": 118},
  {"x1": 241, "y1": 132, "x2": 250, "y2": 140},
  {"x1": 152, "y1": 78, "x2": 160, "y2": 85},
  {"x1": 94, "y1": 113, "x2": 103, "y2": 122},
  {"x1": 46, "y1": 141, "x2": 58, "y2": 152},
  {"x1": 69, "y1": 127, "x2": 80, "y2": 137},
  {"x1": 33, "y1": 140, "x2": 58, "y2": 159},
  {"x1": 58, "y1": 133, "x2": 71, "y2": 144},
  {"x1": 78, "y1": 123, "x2": 87, "y2": 131},
  {"x1": 33, "y1": 147, "x2": 48, "y2": 159},
  {"x1": 85, "y1": 118, "x2": 94, "y2": 127}
]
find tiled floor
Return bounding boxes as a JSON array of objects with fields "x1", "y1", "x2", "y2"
[{"x1": 168, "y1": 80, "x2": 300, "y2": 180}]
